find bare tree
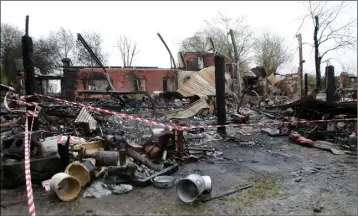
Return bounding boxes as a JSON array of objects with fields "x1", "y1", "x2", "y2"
[
  {"x1": 0, "y1": 23, "x2": 23, "y2": 82},
  {"x1": 253, "y1": 30, "x2": 292, "y2": 76},
  {"x1": 204, "y1": 12, "x2": 254, "y2": 66},
  {"x1": 75, "y1": 31, "x2": 108, "y2": 66},
  {"x1": 50, "y1": 27, "x2": 75, "y2": 60},
  {"x1": 33, "y1": 37, "x2": 60, "y2": 74},
  {"x1": 116, "y1": 35, "x2": 139, "y2": 67},
  {"x1": 1, "y1": 23, "x2": 60, "y2": 82},
  {"x1": 340, "y1": 60, "x2": 357, "y2": 74},
  {"x1": 179, "y1": 12, "x2": 254, "y2": 68},
  {"x1": 298, "y1": 1, "x2": 357, "y2": 90},
  {"x1": 180, "y1": 31, "x2": 208, "y2": 53}
]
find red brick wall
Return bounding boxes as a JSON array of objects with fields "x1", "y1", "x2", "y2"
[
  {"x1": 182, "y1": 53, "x2": 232, "y2": 71},
  {"x1": 76, "y1": 68, "x2": 176, "y2": 94}
]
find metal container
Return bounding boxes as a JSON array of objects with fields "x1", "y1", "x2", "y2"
[
  {"x1": 176, "y1": 174, "x2": 206, "y2": 203},
  {"x1": 80, "y1": 150, "x2": 118, "y2": 167},
  {"x1": 201, "y1": 175, "x2": 212, "y2": 192},
  {"x1": 151, "y1": 176, "x2": 175, "y2": 189},
  {"x1": 39, "y1": 136, "x2": 58, "y2": 157}
]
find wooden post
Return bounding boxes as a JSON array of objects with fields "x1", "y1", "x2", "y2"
[
  {"x1": 22, "y1": 15, "x2": 38, "y2": 130},
  {"x1": 304, "y1": 73, "x2": 308, "y2": 97},
  {"x1": 296, "y1": 33, "x2": 304, "y2": 98},
  {"x1": 326, "y1": 65, "x2": 335, "y2": 103},
  {"x1": 177, "y1": 130, "x2": 183, "y2": 155},
  {"x1": 215, "y1": 55, "x2": 226, "y2": 135},
  {"x1": 172, "y1": 129, "x2": 183, "y2": 156}
]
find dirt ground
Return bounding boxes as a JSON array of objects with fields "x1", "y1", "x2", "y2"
[{"x1": 1, "y1": 133, "x2": 357, "y2": 216}]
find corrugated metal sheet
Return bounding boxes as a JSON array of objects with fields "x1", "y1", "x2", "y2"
[
  {"x1": 74, "y1": 107, "x2": 97, "y2": 131},
  {"x1": 177, "y1": 66, "x2": 232, "y2": 97},
  {"x1": 165, "y1": 98, "x2": 209, "y2": 119}
]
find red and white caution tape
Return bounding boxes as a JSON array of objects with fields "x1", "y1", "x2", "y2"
[
  {"x1": 25, "y1": 110, "x2": 39, "y2": 117},
  {"x1": 21, "y1": 94, "x2": 177, "y2": 130},
  {"x1": 4, "y1": 92, "x2": 39, "y2": 117},
  {"x1": 24, "y1": 108, "x2": 37, "y2": 216},
  {"x1": 5, "y1": 88, "x2": 39, "y2": 215},
  {"x1": 16, "y1": 93, "x2": 358, "y2": 131},
  {"x1": 7, "y1": 88, "x2": 355, "y2": 216},
  {"x1": 178, "y1": 118, "x2": 358, "y2": 130},
  {"x1": 13, "y1": 99, "x2": 38, "y2": 107}
]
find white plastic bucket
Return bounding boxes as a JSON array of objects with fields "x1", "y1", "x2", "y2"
[{"x1": 50, "y1": 172, "x2": 81, "y2": 202}]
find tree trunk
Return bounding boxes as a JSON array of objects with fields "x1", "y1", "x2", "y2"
[{"x1": 314, "y1": 16, "x2": 321, "y2": 91}]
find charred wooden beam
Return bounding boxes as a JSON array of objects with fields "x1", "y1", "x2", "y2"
[
  {"x1": 304, "y1": 73, "x2": 308, "y2": 97},
  {"x1": 77, "y1": 33, "x2": 115, "y2": 91},
  {"x1": 126, "y1": 148, "x2": 162, "y2": 171},
  {"x1": 326, "y1": 65, "x2": 335, "y2": 103},
  {"x1": 22, "y1": 15, "x2": 39, "y2": 130},
  {"x1": 156, "y1": 33, "x2": 176, "y2": 70},
  {"x1": 214, "y1": 54, "x2": 226, "y2": 134},
  {"x1": 157, "y1": 33, "x2": 178, "y2": 90}
]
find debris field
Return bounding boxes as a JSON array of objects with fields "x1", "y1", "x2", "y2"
[{"x1": 0, "y1": 16, "x2": 357, "y2": 216}]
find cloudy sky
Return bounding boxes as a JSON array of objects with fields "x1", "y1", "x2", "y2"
[{"x1": 1, "y1": 1, "x2": 357, "y2": 75}]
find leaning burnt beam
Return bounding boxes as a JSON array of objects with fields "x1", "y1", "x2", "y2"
[{"x1": 77, "y1": 33, "x2": 115, "y2": 91}]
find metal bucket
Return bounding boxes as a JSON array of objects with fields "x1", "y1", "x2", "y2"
[
  {"x1": 176, "y1": 174, "x2": 206, "y2": 203},
  {"x1": 201, "y1": 176, "x2": 212, "y2": 192}
]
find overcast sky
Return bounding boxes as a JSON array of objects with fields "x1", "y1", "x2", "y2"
[{"x1": 1, "y1": 1, "x2": 357, "y2": 75}]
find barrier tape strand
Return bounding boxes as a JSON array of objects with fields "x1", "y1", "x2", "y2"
[
  {"x1": 24, "y1": 110, "x2": 37, "y2": 216},
  {"x1": 15, "y1": 93, "x2": 358, "y2": 131}
]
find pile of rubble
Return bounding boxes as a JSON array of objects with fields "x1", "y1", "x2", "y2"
[
  {"x1": 0, "y1": 85, "x2": 231, "y2": 203},
  {"x1": 1, "y1": 79, "x2": 356, "y2": 205}
]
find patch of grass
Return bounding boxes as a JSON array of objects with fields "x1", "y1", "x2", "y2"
[
  {"x1": 233, "y1": 182, "x2": 250, "y2": 189},
  {"x1": 223, "y1": 179, "x2": 279, "y2": 204},
  {"x1": 153, "y1": 203, "x2": 199, "y2": 216},
  {"x1": 153, "y1": 179, "x2": 279, "y2": 215}
]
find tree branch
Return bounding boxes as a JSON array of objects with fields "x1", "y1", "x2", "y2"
[
  {"x1": 296, "y1": 14, "x2": 310, "y2": 35},
  {"x1": 117, "y1": 35, "x2": 139, "y2": 67},
  {"x1": 320, "y1": 43, "x2": 346, "y2": 60},
  {"x1": 319, "y1": 18, "x2": 357, "y2": 46}
]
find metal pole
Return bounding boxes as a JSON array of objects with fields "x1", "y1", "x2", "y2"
[{"x1": 215, "y1": 55, "x2": 226, "y2": 135}]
